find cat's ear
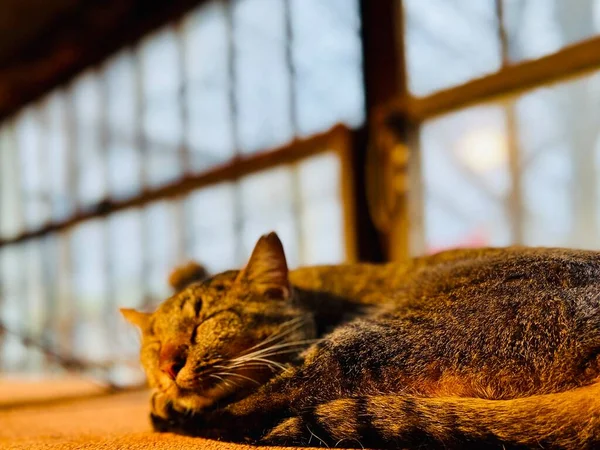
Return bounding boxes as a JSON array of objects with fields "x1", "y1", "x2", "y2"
[
  {"x1": 168, "y1": 261, "x2": 209, "y2": 292},
  {"x1": 237, "y1": 232, "x2": 290, "y2": 300},
  {"x1": 120, "y1": 308, "x2": 151, "y2": 330}
]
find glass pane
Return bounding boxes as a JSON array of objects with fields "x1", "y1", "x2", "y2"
[
  {"x1": 45, "y1": 92, "x2": 74, "y2": 220},
  {"x1": 70, "y1": 219, "x2": 109, "y2": 361},
  {"x1": 39, "y1": 234, "x2": 63, "y2": 354},
  {"x1": 145, "y1": 201, "x2": 179, "y2": 303},
  {"x1": 109, "y1": 210, "x2": 144, "y2": 309},
  {"x1": 15, "y1": 108, "x2": 49, "y2": 229},
  {"x1": 25, "y1": 240, "x2": 47, "y2": 370},
  {"x1": 233, "y1": 0, "x2": 293, "y2": 152},
  {"x1": 296, "y1": 152, "x2": 345, "y2": 264},
  {"x1": 183, "y1": 2, "x2": 234, "y2": 171},
  {"x1": 403, "y1": 0, "x2": 502, "y2": 96},
  {"x1": 0, "y1": 124, "x2": 23, "y2": 238},
  {"x1": 108, "y1": 209, "x2": 145, "y2": 383},
  {"x1": 144, "y1": 107, "x2": 183, "y2": 187},
  {"x1": 105, "y1": 51, "x2": 142, "y2": 199},
  {"x1": 503, "y1": 0, "x2": 600, "y2": 62},
  {"x1": 516, "y1": 72, "x2": 600, "y2": 248},
  {"x1": 53, "y1": 233, "x2": 74, "y2": 355},
  {"x1": 291, "y1": 0, "x2": 364, "y2": 135},
  {"x1": 420, "y1": 104, "x2": 512, "y2": 252},
  {"x1": 186, "y1": 183, "x2": 239, "y2": 272},
  {"x1": 140, "y1": 30, "x2": 183, "y2": 187},
  {"x1": 299, "y1": 199, "x2": 344, "y2": 265},
  {"x1": 0, "y1": 245, "x2": 28, "y2": 371},
  {"x1": 238, "y1": 167, "x2": 299, "y2": 266},
  {"x1": 140, "y1": 29, "x2": 182, "y2": 98},
  {"x1": 71, "y1": 72, "x2": 106, "y2": 205},
  {"x1": 418, "y1": 69, "x2": 600, "y2": 253}
]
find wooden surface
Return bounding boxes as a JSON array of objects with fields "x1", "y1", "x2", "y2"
[{"x1": 0, "y1": 377, "x2": 325, "y2": 450}]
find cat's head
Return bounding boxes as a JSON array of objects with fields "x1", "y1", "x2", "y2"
[{"x1": 121, "y1": 232, "x2": 314, "y2": 411}]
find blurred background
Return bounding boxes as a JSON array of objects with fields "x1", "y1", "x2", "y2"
[{"x1": 0, "y1": 0, "x2": 599, "y2": 386}]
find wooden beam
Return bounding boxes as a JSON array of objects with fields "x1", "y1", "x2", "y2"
[
  {"x1": 351, "y1": 0, "x2": 406, "y2": 262},
  {"x1": 0, "y1": 0, "x2": 210, "y2": 120},
  {"x1": 382, "y1": 35, "x2": 600, "y2": 121},
  {"x1": 0, "y1": 125, "x2": 349, "y2": 247}
]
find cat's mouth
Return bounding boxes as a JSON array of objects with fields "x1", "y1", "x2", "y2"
[
  {"x1": 156, "y1": 364, "x2": 271, "y2": 412},
  {"x1": 179, "y1": 363, "x2": 270, "y2": 395}
]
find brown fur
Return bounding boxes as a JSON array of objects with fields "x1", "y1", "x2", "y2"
[{"x1": 122, "y1": 233, "x2": 600, "y2": 448}]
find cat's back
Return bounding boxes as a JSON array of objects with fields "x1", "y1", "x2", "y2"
[
  {"x1": 362, "y1": 247, "x2": 600, "y2": 396},
  {"x1": 403, "y1": 246, "x2": 600, "y2": 309}
]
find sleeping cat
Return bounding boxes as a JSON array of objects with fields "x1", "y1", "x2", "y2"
[{"x1": 121, "y1": 232, "x2": 600, "y2": 448}]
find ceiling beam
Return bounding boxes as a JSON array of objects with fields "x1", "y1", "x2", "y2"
[{"x1": 0, "y1": 0, "x2": 208, "y2": 120}]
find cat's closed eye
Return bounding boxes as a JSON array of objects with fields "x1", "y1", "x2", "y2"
[
  {"x1": 191, "y1": 323, "x2": 202, "y2": 343},
  {"x1": 193, "y1": 299, "x2": 203, "y2": 316}
]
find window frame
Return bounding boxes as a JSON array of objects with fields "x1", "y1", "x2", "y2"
[{"x1": 370, "y1": 0, "x2": 600, "y2": 257}]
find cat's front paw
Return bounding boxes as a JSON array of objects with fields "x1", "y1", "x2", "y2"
[
  {"x1": 150, "y1": 392, "x2": 191, "y2": 433},
  {"x1": 150, "y1": 391, "x2": 173, "y2": 420},
  {"x1": 150, "y1": 392, "x2": 176, "y2": 433}
]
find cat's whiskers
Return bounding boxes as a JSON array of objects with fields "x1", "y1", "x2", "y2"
[
  {"x1": 226, "y1": 357, "x2": 288, "y2": 372},
  {"x1": 208, "y1": 373, "x2": 239, "y2": 390},
  {"x1": 191, "y1": 324, "x2": 318, "y2": 393},
  {"x1": 218, "y1": 360, "x2": 283, "y2": 373},
  {"x1": 219, "y1": 339, "x2": 320, "y2": 380},
  {"x1": 232, "y1": 339, "x2": 320, "y2": 362},
  {"x1": 236, "y1": 316, "x2": 309, "y2": 358},
  {"x1": 213, "y1": 371, "x2": 261, "y2": 386},
  {"x1": 215, "y1": 357, "x2": 287, "y2": 377}
]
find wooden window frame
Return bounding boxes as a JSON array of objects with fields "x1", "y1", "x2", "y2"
[
  {"x1": 369, "y1": 0, "x2": 600, "y2": 258},
  {"x1": 0, "y1": 125, "x2": 358, "y2": 261},
  {"x1": 0, "y1": 0, "x2": 362, "y2": 263}
]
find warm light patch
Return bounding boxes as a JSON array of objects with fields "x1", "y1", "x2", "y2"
[{"x1": 455, "y1": 128, "x2": 508, "y2": 173}]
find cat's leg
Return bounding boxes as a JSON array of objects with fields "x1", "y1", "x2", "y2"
[{"x1": 178, "y1": 320, "x2": 404, "y2": 442}]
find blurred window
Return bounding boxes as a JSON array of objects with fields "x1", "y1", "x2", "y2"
[
  {"x1": 410, "y1": 0, "x2": 600, "y2": 253},
  {"x1": 0, "y1": 0, "x2": 362, "y2": 380},
  {"x1": 404, "y1": 0, "x2": 600, "y2": 96}
]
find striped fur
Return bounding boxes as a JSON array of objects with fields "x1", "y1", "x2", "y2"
[
  {"x1": 264, "y1": 382, "x2": 600, "y2": 448},
  {"x1": 126, "y1": 233, "x2": 600, "y2": 449}
]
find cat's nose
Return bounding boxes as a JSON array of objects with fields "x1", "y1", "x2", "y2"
[
  {"x1": 160, "y1": 360, "x2": 184, "y2": 380},
  {"x1": 159, "y1": 343, "x2": 187, "y2": 380}
]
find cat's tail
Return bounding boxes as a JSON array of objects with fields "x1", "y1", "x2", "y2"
[{"x1": 264, "y1": 381, "x2": 600, "y2": 449}]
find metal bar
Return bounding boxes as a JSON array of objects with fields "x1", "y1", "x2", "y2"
[
  {"x1": 97, "y1": 68, "x2": 115, "y2": 355},
  {"x1": 130, "y1": 45, "x2": 153, "y2": 310},
  {"x1": 175, "y1": 22, "x2": 191, "y2": 175},
  {"x1": 225, "y1": 0, "x2": 246, "y2": 265},
  {"x1": 284, "y1": 0, "x2": 298, "y2": 134},
  {"x1": 495, "y1": 0, "x2": 524, "y2": 245},
  {"x1": 0, "y1": 125, "x2": 349, "y2": 248},
  {"x1": 283, "y1": 0, "x2": 306, "y2": 264},
  {"x1": 173, "y1": 21, "x2": 190, "y2": 265},
  {"x1": 495, "y1": 0, "x2": 509, "y2": 68},
  {"x1": 504, "y1": 98, "x2": 524, "y2": 245},
  {"x1": 0, "y1": 129, "x2": 4, "y2": 364},
  {"x1": 64, "y1": 86, "x2": 80, "y2": 214}
]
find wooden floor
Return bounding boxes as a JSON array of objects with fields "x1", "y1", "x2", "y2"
[{"x1": 0, "y1": 377, "x2": 318, "y2": 450}]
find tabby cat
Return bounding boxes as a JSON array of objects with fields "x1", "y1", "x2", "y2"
[{"x1": 121, "y1": 232, "x2": 600, "y2": 448}]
